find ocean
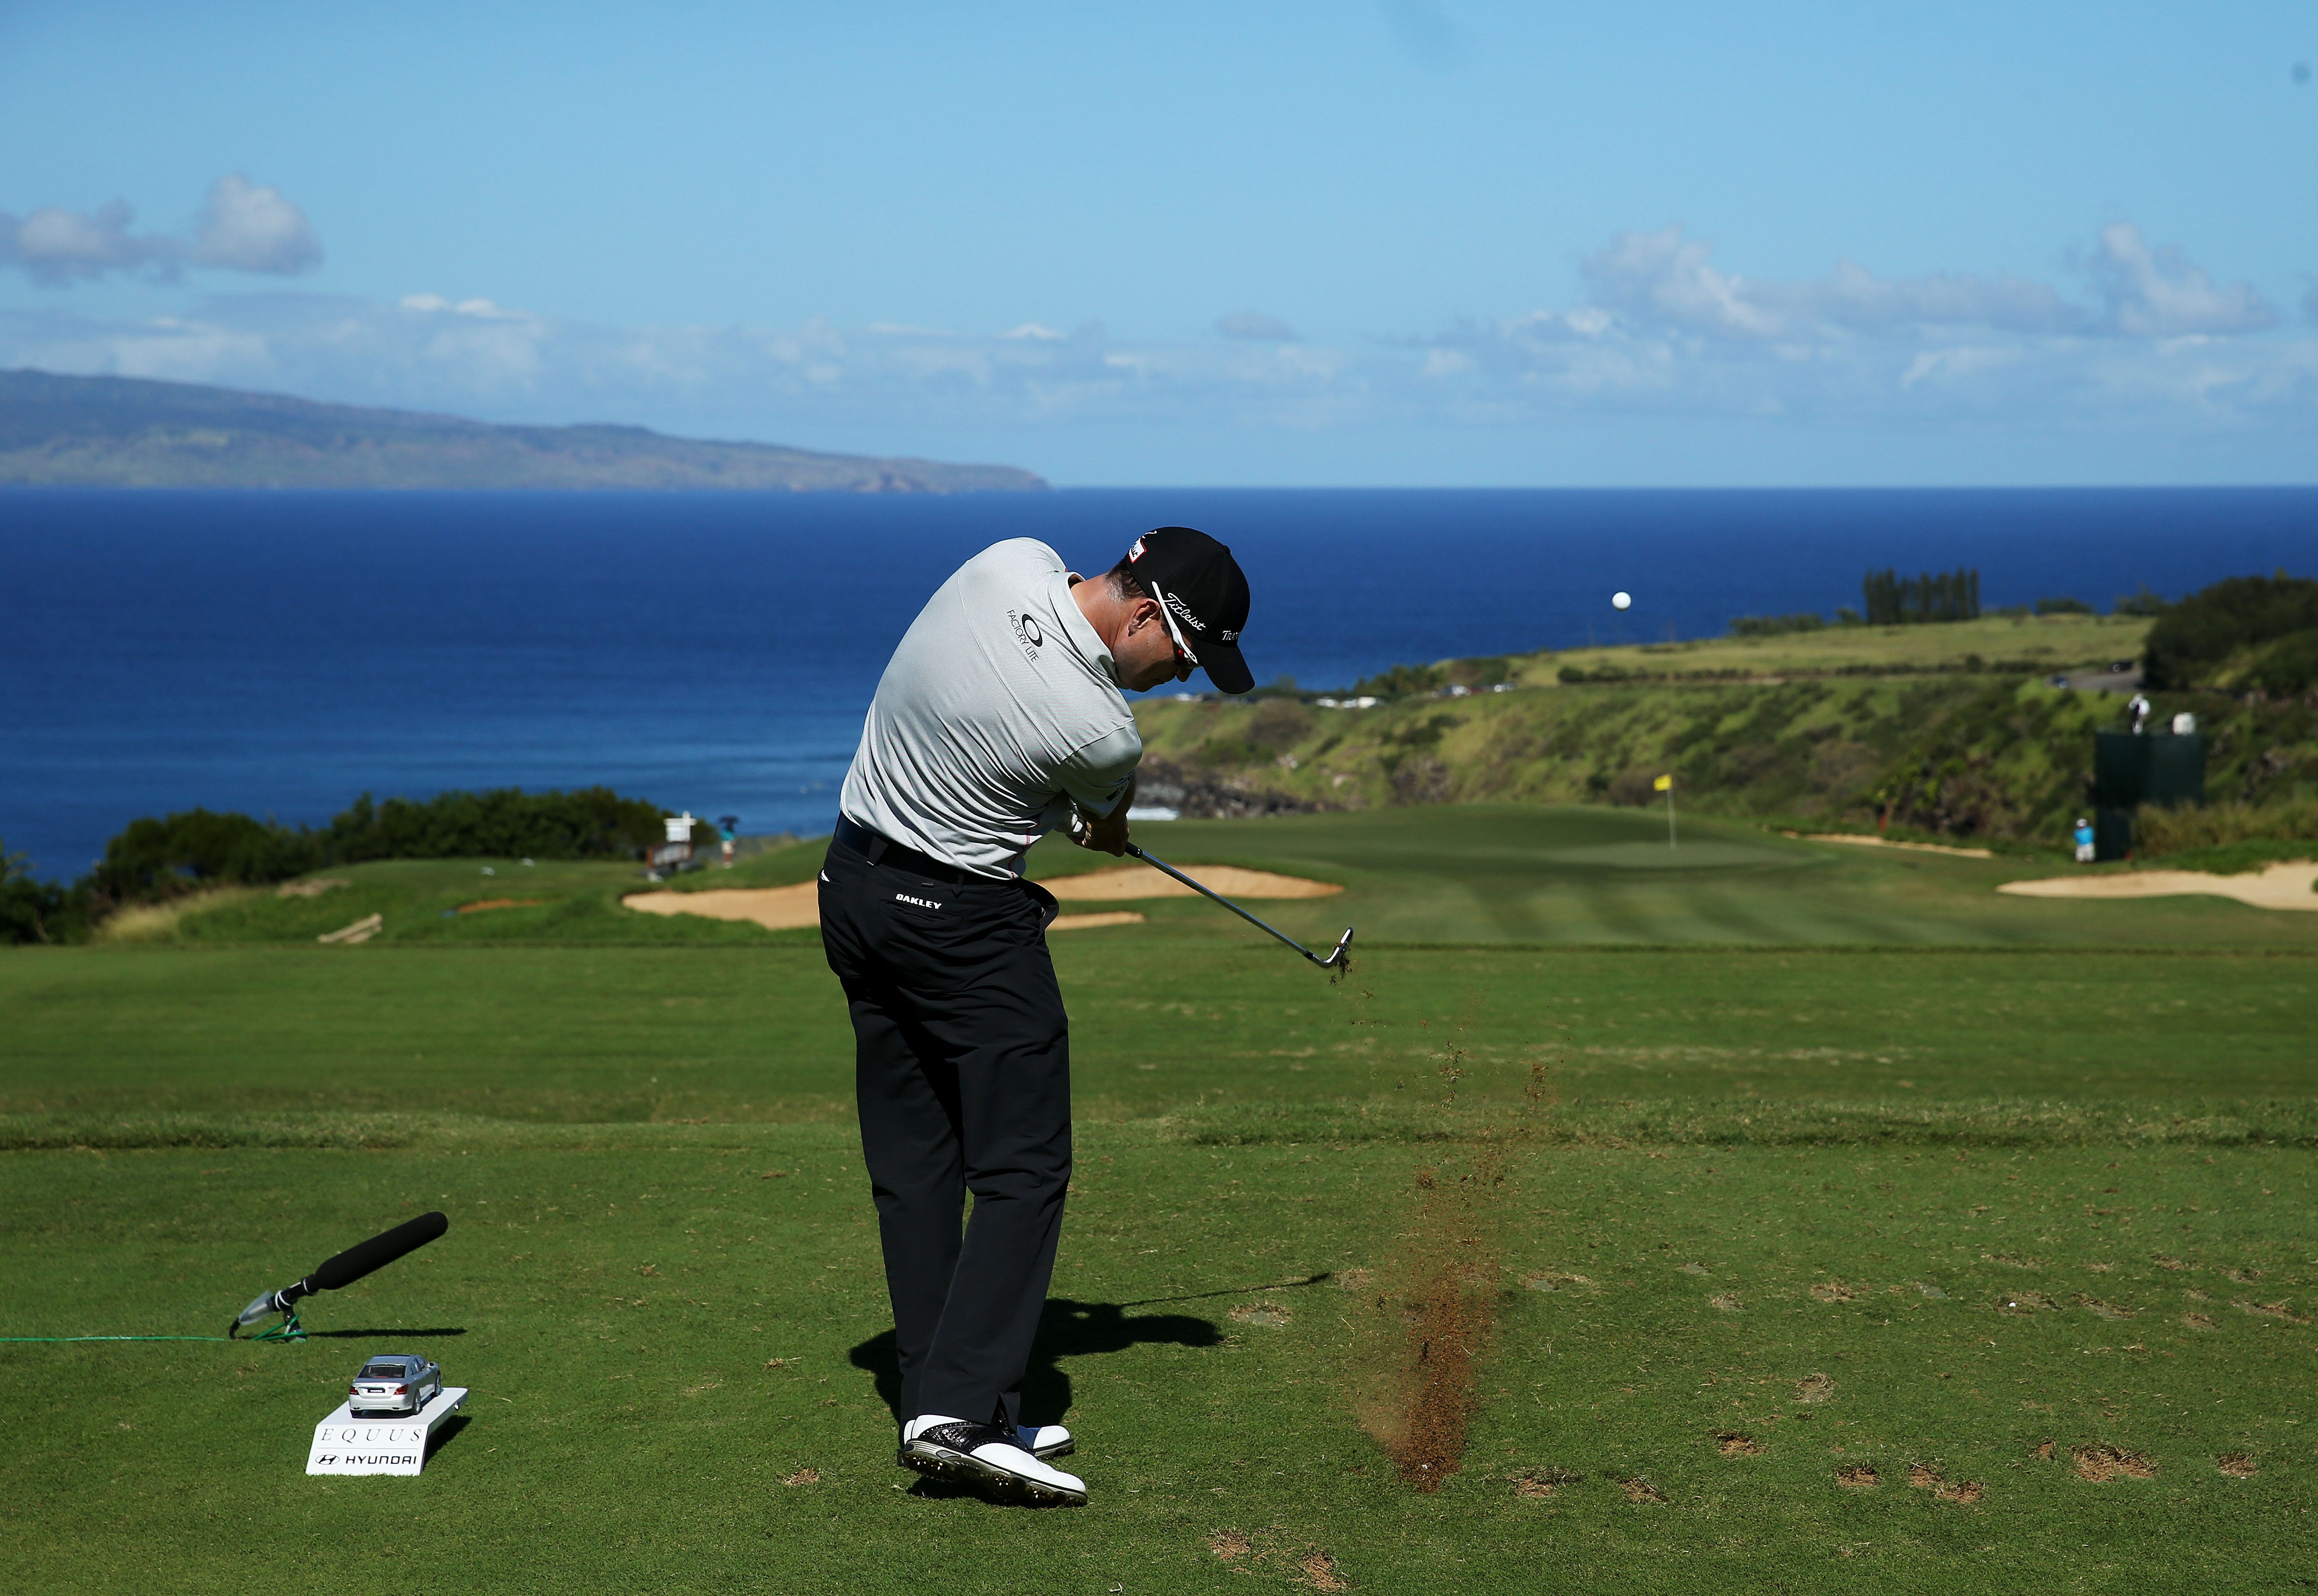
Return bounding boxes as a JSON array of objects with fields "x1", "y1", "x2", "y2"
[{"x1": 3, "y1": 485, "x2": 2312, "y2": 880}]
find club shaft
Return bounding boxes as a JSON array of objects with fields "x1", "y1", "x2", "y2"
[{"x1": 1123, "y1": 844, "x2": 1328, "y2": 963}]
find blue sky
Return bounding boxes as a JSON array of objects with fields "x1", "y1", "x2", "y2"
[{"x1": 2, "y1": 0, "x2": 2313, "y2": 484}]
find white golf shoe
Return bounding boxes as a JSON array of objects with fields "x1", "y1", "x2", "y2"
[
  {"x1": 1017, "y1": 1422, "x2": 1074, "y2": 1460},
  {"x1": 901, "y1": 1415, "x2": 1086, "y2": 1507},
  {"x1": 898, "y1": 1416, "x2": 1075, "y2": 1463}
]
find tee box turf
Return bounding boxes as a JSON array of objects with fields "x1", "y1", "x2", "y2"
[{"x1": 305, "y1": 1387, "x2": 468, "y2": 1477}]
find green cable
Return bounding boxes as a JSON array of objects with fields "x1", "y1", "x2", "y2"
[
  {"x1": 3, "y1": 1310, "x2": 305, "y2": 1345},
  {"x1": 0, "y1": 1325, "x2": 238, "y2": 1334}
]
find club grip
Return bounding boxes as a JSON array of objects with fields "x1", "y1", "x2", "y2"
[{"x1": 307, "y1": 1211, "x2": 449, "y2": 1293}]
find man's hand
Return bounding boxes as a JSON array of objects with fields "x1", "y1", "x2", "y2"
[{"x1": 1072, "y1": 779, "x2": 1133, "y2": 856}]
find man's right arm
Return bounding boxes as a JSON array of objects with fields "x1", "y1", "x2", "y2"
[
  {"x1": 1073, "y1": 776, "x2": 1135, "y2": 856},
  {"x1": 1057, "y1": 725, "x2": 1142, "y2": 857}
]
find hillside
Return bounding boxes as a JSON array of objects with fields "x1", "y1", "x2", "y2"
[
  {"x1": 1128, "y1": 611, "x2": 2318, "y2": 847},
  {"x1": 0, "y1": 368, "x2": 1047, "y2": 491}
]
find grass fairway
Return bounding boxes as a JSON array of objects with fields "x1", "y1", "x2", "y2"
[{"x1": 4, "y1": 806, "x2": 2316, "y2": 1593}]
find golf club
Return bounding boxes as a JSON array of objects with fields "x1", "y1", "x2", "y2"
[
  {"x1": 230, "y1": 1210, "x2": 451, "y2": 1339},
  {"x1": 1122, "y1": 842, "x2": 1355, "y2": 970}
]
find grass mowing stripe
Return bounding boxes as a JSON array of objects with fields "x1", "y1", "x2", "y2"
[
  {"x1": 16, "y1": 1097, "x2": 2318, "y2": 1154},
  {"x1": 8, "y1": 944, "x2": 2315, "y2": 1122}
]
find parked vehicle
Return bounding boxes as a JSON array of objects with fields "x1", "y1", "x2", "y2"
[{"x1": 348, "y1": 1354, "x2": 442, "y2": 1416}]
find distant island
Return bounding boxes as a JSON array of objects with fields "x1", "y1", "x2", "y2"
[{"x1": 0, "y1": 368, "x2": 1047, "y2": 492}]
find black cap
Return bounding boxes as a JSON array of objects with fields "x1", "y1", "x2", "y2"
[{"x1": 1123, "y1": 527, "x2": 1253, "y2": 694}]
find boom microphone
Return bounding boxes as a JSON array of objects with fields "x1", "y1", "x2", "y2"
[{"x1": 231, "y1": 1212, "x2": 451, "y2": 1338}]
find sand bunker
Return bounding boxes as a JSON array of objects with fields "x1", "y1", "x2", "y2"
[
  {"x1": 1050, "y1": 911, "x2": 1145, "y2": 931},
  {"x1": 1998, "y1": 860, "x2": 2318, "y2": 913},
  {"x1": 1794, "y1": 832, "x2": 1993, "y2": 859},
  {"x1": 622, "y1": 884, "x2": 1150, "y2": 933},
  {"x1": 626, "y1": 884, "x2": 823, "y2": 929},
  {"x1": 1040, "y1": 863, "x2": 1342, "y2": 901}
]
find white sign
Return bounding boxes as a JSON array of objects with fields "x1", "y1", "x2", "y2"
[{"x1": 306, "y1": 1387, "x2": 468, "y2": 1477}]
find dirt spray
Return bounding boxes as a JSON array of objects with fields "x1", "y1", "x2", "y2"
[{"x1": 1347, "y1": 1029, "x2": 1557, "y2": 1491}]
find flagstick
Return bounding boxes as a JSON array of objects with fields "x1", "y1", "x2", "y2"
[{"x1": 1666, "y1": 784, "x2": 1677, "y2": 849}]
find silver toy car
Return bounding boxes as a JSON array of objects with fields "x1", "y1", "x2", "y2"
[{"x1": 347, "y1": 1354, "x2": 443, "y2": 1416}]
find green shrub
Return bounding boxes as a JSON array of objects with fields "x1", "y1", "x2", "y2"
[
  {"x1": 2035, "y1": 595, "x2": 2093, "y2": 615},
  {"x1": 2133, "y1": 797, "x2": 2318, "y2": 857},
  {"x1": 1354, "y1": 661, "x2": 1445, "y2": 698},
  {"x1": 87, "y1": 808, "x2": 325, "y2": 908},
  {"x1": 1353, "y1": 655, "x2": 1514, "y2": 698},
  {"x1": 2235, "y1": 629, "x2": 2318, "y2": 698},
  {"x1": 0, "y1": 842, "x2": 68, "y2": 945},
  {"x1": 323, "y1": 787, "x2": 665, "y2": 862},
  {"x1": 2143, "y1": 572, "x2": 2318, "y2": 689},
  {"x1": 1728, "y1": 612, "x2": 1825, "y2": 637},
  {"x1": 2113, "y1": 585, "x2": 2169, "y2": 618},
  {"x1": 72, "y1": 786, "x2": 675, "y2": 923}
]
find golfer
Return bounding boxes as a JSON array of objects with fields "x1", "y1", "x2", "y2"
[{"x1": 819, "y1": 528, "x2": 1254, "y2": 1507}]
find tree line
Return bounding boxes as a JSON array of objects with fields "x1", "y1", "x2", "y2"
[
  {"x1": 1, "y1": 786, "x2": 674, "y2": 944},
  {"x1": 1730, "y1": 571, "x2": 2181, "y2": 638}
]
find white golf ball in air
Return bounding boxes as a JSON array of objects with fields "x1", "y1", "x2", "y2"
[{"x1": 1611, "y1": 591, "x2": 1632, "y2": 610}]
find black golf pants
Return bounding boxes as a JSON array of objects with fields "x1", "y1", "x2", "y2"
[{"x1": 818, "y1": 833, "x2": 1071, "y2": 1430}]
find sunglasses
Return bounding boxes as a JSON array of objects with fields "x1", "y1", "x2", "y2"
[{"x1": 1151, "y1": 587, "x2": 1200, "y2": 673}]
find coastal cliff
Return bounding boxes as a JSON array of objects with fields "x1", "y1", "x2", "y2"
[{"x1": 0, "y1": 369, "x2": 1047, "y2": 492}]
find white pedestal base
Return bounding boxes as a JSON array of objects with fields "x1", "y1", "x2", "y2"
[{"x1": 306, "y1": 1386, "x2": 468, "y2": 1476}]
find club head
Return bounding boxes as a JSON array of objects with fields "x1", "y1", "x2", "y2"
[
  {"x1": 1311, "y1": 926, "x2": 1355, "y2": 969},
  {"x1": 229, "y1": 1287, "x2": 288, "y2": 1338}
]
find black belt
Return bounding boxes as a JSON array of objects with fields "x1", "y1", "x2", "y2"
[{"x1": 833, "y1": 815, "x2": 979, "y2": 885}]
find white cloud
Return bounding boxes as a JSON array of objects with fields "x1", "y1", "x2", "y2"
[
  {"x1": 0, "y1": 176, "x2": 321, "y2": 284},
  {"x1": 2087, "y1": 222, "x2": 2273, "y2": 336},
  {"x1": 188, "y1": 175, "x2": 323, "y2": 274},
  {"x1": 0, "y1": 200, "x2": 177, "y2": 284},
  {"x1": 0, "y1": 222, "x2": 2308, "y2": 453},
  {"x1": 1579, "y1": 228, "x2": 1789, "y2": 338},
  {"x1": 1578, "y1": 226, "x2": 2080, "y2": 339}
]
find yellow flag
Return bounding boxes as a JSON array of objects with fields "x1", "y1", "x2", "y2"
[{"x1": 1653, "y1": 774, "x2": 1673, "y2": 791}]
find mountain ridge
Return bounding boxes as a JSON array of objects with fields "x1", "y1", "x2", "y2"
[{"x1": 0, "y1": 368, "x2": 1047, "y2": 492}]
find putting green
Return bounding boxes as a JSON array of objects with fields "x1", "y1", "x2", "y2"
[{"x1": 1538, "y1": 838, "x2": 1804, "y2": 869}]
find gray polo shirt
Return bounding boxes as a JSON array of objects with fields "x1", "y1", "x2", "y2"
[{"x1": 840, "y1": 538, "x2": 1143, "y2": 879}]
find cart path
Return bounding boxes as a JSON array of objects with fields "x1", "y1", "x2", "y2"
[{"x1": 1998, "y1": 860, "x2": 2318, "y2": 912}]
